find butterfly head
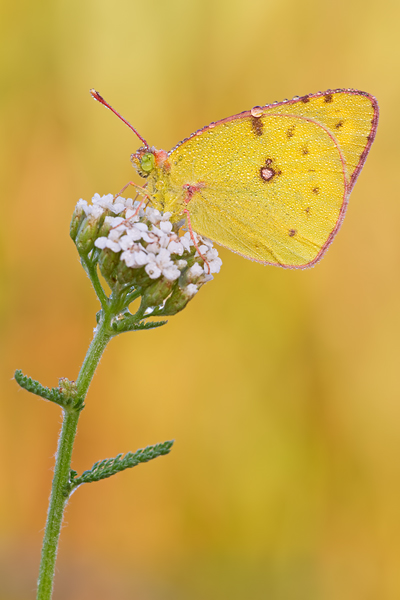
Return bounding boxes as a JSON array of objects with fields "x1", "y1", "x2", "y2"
[{"x1": 131, "y1": 147, "x2": 169, "y2": 179}]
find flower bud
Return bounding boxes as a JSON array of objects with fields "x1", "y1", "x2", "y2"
[
  {"x1": 97, "y1": 217, "x2": 113, "y2": 239},
  {"x1": 115, "y1": 263, "x2": 150, "y2": 288},
  {"x1": 70, "y1": 200, "x2": 86, "y2": 241},
  {"x1": 162, "y1": 281, "x2": 199, "y2": 315},
  {"x1": 140, "y1": 278, "x2": 175, "y2": 312},
  {"x1": 58, "y1": 377, "x2": 78, "y2": 407},
  {"x1": 58, "y1": 377, "x2": 77, "y2": 395},
  {"x1": 179, "y1": 261, "x2": 204, "y2": 286},
  {"x1": 98, "y1": 248, "x2": 121, "y2": 286},
  {"x1": 75, "y1": 206, "x2": 105, "y2": 254}
]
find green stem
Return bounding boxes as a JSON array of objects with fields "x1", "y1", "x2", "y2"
[
  {"x1": 36, "y1": 315, "x2": 113, "y2": 600},
  {"x1": 82, "y1": 255, "x2": 109, "y2": 310},
  {"x1": 36, "y1": 409, "x2": 79, "y2": 600},
  {"x1": 76, "y1": 315, "x2": 113, "y2": 398}
]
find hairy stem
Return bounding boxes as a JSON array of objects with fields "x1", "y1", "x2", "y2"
[
  {"x1": 82, "y1": 254, "x2": 109, "y2": 310},
  {"x1": 36, "y1": 315, "x2": 112, "y2": 600},
  {"x1": 36, "y1": 409, "x2": 79, "y2": 600}
]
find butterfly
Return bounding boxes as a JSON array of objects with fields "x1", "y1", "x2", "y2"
[{"x1": 90, "y1": 88, "x2": 378, "y2": 269}]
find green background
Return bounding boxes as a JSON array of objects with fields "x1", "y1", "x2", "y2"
[{"x1": 1, "y1": 0, "x2": 400, "y2": 598}]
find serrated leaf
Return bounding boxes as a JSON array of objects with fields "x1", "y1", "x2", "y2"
[
  {"x1": 14, "y1": 370, "x2": 66, "y2": 407},
  {"x1": 70, "y1": 440, "x2": 174, "y2": 488},
  {"x1": 133, "y1": 319, "x2": 168, "y2": 331},
  {"x1": 112, "y1": 316, "x2": 168, "y2": 333}
]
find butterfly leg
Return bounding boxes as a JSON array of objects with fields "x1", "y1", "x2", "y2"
[
  {"x1": 183, "y1": 208, "x2": 210, "y2": 274},
  {"x1": 112, "y1": 181, "x2": 151, "y2": 204},
  {"x1": 110, "y1": 182, "x2": 152, "y2": 230}
]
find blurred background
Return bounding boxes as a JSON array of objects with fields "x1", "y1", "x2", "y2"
[{"x1": 1, "y1": 0, "x2": 399, "y2": 598}]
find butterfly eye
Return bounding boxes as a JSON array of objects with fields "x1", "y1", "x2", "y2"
[{"x1": 140, "y1": 153, "x2": 155, "y2": 173}]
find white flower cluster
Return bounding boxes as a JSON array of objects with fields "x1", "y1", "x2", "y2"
[{"x1": 76, "y1": 193, "x2": 222, "y2": 286}]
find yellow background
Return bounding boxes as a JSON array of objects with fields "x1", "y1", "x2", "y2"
[{"x1": 1, "y1": 1, "x2": 400, "y2": 598}]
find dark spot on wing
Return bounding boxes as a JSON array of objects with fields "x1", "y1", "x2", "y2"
[
  {"x1": 260, "y1": 167, "x2": 275, "y2": 181},
  {"x1": 286, "y1": 125, "x2": 295, "y2": 138},
  {"x1": 300, "y1": 96, "x2": 310, "y2": 103},
  {"x1": 302, "y1": 146, "x2": 309, "y2": 155},
  {"x1": 305, "y1": 207, "x2": 311, "y2": 216},
  {"x1": 251, "y1": 116, "x2": 263, "y2": 136},
  {"x1": 335, "y1": 120, "x2": 344, "y2": 129},
  {"x1": 312, "y1": 187, "x2": 319, "y2": 194},
  {"x1": 324, "y1": 94, "x2": 333, "y2": 103},
  {"x1": 289, "y1": 229, "x2": 297, "y2": 237},
  {"x1": 260, "y1": 158, "x2": 281, "y2": 183}
]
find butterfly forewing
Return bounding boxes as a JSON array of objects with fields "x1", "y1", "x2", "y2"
[
  {"x1": 262, "y1": 90, "x2": 378, "y2": 190},
  {"x1": 167, "y1": 89, "x2": 378, "y2": 268}
]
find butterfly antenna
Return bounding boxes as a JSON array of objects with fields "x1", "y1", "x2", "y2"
[{"x1": 90, "y1": 89, "x2": 150, "y2": 149}]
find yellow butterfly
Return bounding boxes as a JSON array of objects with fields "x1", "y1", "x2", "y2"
[{"x1": 91, "y1": 88, "x2": 378, "y2": 269}]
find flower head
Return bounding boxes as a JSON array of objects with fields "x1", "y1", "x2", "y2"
[{"x1": 71, "y1": 193, "x2": 223, "y2": 317}]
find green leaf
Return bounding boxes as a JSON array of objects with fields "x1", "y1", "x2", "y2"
[
  {"x1": 132, "y1": 319, "x2": 168, "y2": 331},
  {"x1": 111, "y1": 315, "x2": 168, "y2": 333},
  {"x1": 14, "y1": 370, "x2": 84, "y2": 411},
  {"x1": 70, "y1": 440, "x2": 174, "y2": 488},
  {"x1": 14, "y1": 370, "x2": 66, "y2": 407}
]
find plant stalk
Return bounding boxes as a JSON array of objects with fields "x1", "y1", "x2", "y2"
[{"x1": 36, "y1": 315, "x2": 112, "y2": 600}]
